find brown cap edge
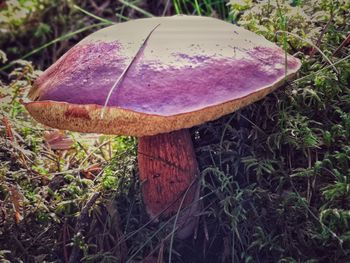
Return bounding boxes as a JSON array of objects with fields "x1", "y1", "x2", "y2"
[{"x1": 25, "y1": 69, "x2": 299, "y2": 137}]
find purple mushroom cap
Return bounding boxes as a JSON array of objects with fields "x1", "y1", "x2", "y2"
[{"x1": 26, "y1": 16, "x2": 301, "y2": 136}]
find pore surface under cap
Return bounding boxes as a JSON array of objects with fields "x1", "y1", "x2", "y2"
[{"x1": 26, "y1": 16, "x2": 301, "y2": 136}]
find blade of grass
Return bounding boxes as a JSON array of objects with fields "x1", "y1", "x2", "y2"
[
  {"x1": 276, "y1": 30, "x2": 338, "y2": 74},
  {"x1": 181, "y1": 0, "x2": 191, "y2": 15},
  {"x1": 293, "y1": 54, "x2": 350, "y2": 83},
  {"x1": 168, "y1": 178, "x2": 199, "y2": 263},
  {"x1": 173, "y1": 0, "x2": 182, "y2": 14},
  {"x1": 115, "y1": 12, "x2": 130, "y2": 21},
  {"x1": 218, "y1": 0, "x2": 226, "y2": 18},
  {"x1": 162, "y1": 0, "x2": 171, "y2": 16},
  {"x1": 118, "y1": 0, "x2": 154, "y2": 17},
  {"x1": 73, "y1": 4, "x2": 115, "y2": 24},
  {"x1": 219, "y1": 112, "x2": 237, "y2": 171},
  {"x1": 275, "y1": 0, "x2": 288, "y2": 78},
  {"x1": 193, "y1": 0, "x2": 201, "y2": 15},
  {"x1": 118, "y1": 188, "x2": 215, "y2": 255},
  {"x1": 124, "y1": 187, "x2": 211, "y2": 263},
  {"x1": 100, "y1": 23, "x2": 161, "y2": 118},
  {"x1": 289, "y1": 179, "x2": 344, "y2": 246},
  {"x1": 200, "y1": 0, "x2": 229, "y2": 19},
  {"x1": 202, "y1": 0, "x2": 214, "y2": 15},
  {"x1": 0, "y1": 22, "x2": 110, "y2": 72}
]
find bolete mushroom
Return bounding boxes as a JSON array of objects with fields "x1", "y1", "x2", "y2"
[{"x1": 25, "y1": 16, "x2": 301, "y2": 238}]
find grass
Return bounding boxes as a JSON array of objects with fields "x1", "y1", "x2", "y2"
[{"x1": 0, "y1": 0, "x2": 350, "y2": 262}]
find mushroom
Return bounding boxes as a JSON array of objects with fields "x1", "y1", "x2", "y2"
[{"x1": 25, "y1": 16, "x2": 301, "y2": 238}]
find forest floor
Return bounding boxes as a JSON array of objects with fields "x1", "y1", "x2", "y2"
[{"x1": 0, "y1": 0, "x2": 350, "y2": 262}]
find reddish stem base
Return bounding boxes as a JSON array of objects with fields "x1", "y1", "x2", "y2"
[{"x1": 138, "y1": 129, "x2": 199, "y2": 222}]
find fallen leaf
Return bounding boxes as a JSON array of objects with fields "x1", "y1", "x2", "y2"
[
  {"x1": 44, "y1": 130, "x2": 73, "y2": 150},
  {"x1": 2, "y1": 116, "x2": 14, "y2": 141},
  {"x1": 81, "y1": 164, "x2": 101, "y2": 180},
  {"x1": 9, "y1": 185, "x2": 24, "y2": 224}
]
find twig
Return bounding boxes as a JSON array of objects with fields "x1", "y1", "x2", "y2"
[
  {"x1": 276, "y1": 30, "x2": 338, "y2": 74},
  {"x1": 68, "y1": 192, "x2": 101, "y2": 263},
  {"x1": 89, "y1": 0, "x2": 111, "y2": 16},
  {"x1": 100, "y1": 23, "x2": 160, "y2": 118},
  {"x1": 63, "y1": 219, "x2": 69, "y2": 263},
  {"x1": 78, "y1": 139, "x2": 112, "y2": 169},
  {"x1": 309, "y1": 12, "x2": 334, "y2": 57},
  {"x1": 162, "y1": 0, "x2": 171, "y2": 16},
  {"x1": 333, "y1": 34, "x2": 350, "y2": 57}
]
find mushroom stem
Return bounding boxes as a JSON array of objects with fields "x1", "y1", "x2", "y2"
[{"x1": 138, "y1": 129, "x2": 199, "y2": 237}]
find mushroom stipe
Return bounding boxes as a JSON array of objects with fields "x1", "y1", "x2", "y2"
[{"x1": 138, "y1": 129, "x2": 200, "y2": 239}]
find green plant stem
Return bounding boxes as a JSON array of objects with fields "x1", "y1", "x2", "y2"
[
  {"x1": 73, "y1": 5, "x2": 115, "y2": 24},
  {"x1": 293, "y1": 54, "x2": 350, "y2": 83},
  {"x1": 118, "y1": 0, "x2": 154, "y2": 17},
  {"x1": 0, "y1": 22, "x2": 110, "y2": 72},
  {"x1": 276, "y1": 30, "x2": 338, "y2": 74}
]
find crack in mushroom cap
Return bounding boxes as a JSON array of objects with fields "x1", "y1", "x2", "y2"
[{"x1": 26, "y1": 15, "x2": 301, "y2": 136}]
